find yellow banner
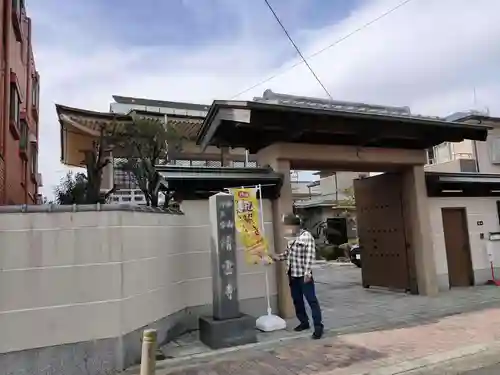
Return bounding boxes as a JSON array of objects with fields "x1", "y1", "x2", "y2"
[{"x1": 231, "y1": 188, "x2": 273, "y2": 265}]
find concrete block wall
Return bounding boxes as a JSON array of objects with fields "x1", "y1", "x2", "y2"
[
  {"x1": 428, "y1": 197, "x2": 500, "y2": 290},
  {"x1": 0, "y1": 202, "x2": 277, "y2": 375}
]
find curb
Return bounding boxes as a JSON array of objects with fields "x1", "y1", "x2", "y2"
[
  {"x1": 122, "y1": 329, "x2": 314, "y2": 374},
  {"x1": 153, "y1": 330, "x2": 311, "y2": 370}
]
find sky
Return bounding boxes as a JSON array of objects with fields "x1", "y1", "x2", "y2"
[{"x1": 28, "y1": 0, "x2": 500, "y2": 197}]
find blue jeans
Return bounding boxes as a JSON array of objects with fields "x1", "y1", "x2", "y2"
[{"x1": 288, "y1": 271, "x2": 323, "y2": 329}]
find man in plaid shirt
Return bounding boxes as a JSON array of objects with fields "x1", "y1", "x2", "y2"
[{"x1": 273, "y1": 213, "x2": 324, "y2": 339}]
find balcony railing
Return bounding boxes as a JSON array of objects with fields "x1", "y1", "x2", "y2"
[
  {"x1": 426, "y1": 152, "x2": 474, "y2": 166},
  {"x1": 107, "y1": 189, "x2": 165, "y2": 205}
]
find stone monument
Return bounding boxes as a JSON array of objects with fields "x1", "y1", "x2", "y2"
[{"x1": 198, "y1": 192, "x2": 257, "y2": 349}]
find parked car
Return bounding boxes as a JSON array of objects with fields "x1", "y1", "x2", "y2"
[{"x1": 350, "y1": 244, "x2": 361, "y2": 268}]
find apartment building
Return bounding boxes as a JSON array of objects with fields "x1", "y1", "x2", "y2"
[
  {"x1": 0, "y1": 0, "x2": 41, "y2": 204},
  {"x1": 424, "y1": 111, "x2": 498, "y2": 174}
]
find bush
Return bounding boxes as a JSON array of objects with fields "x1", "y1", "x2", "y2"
[{"x1": 317, "y1": 244, "x2": 345, "y2": 261}]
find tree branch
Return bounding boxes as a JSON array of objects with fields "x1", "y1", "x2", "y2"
[{"x1": 103, "y1": 184, "x2": 117, "y2": 200}]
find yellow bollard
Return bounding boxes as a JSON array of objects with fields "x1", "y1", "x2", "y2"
[{"x1": 140, "y1": 329, "x2": 157, "y2": 375}]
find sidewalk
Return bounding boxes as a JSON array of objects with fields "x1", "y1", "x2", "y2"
[
  {"x1": 158, "y1": 266, "x2": 500, "y2": 361},
  {"x1": 150, "y1": 307, "x2": 500, "y2": 375}
]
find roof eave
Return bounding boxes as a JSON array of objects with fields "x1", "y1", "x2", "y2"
[
  {"x1": 196, "y1": 102, "x2": 219, "y2": 147},
  {"x1": 55, "y1": 104, "x2": 131, "y2": 122},
  {"x1": 245, "y1": 100, "x2": 492, "y2": 132},
  {"x1": 455, "y1": 114, "x2": 500, "y2": 126},
  {"x1": 128, "y1": 109, "x2": 206, "y2": 121},
  {"x1": 197, "y1": 100, "x2": 491, "y2": 149},
  {"x1": 196, "y1": 101, "x2": 251, "y2": 150}
]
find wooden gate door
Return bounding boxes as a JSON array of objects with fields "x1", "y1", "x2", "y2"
[
  {"x1": 354, "y1": 172, "x2": 414, "y2": 292},
  {"x1": 441, "y1": 208, "x2": 474, "y2": 287}
]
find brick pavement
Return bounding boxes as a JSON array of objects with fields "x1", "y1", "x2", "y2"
[
  {"x1": 149, "y1": 265, "x2": 500, "y2": 375},
  {"x1": 157, "y1": 307, "x2": 500, "y2": 375},
  {"x1": 161, "y1": 266, "x2": 500, "y2": 360},
  {"x1": 462, "y1": 363, "x2": 500, "y2": 374},
  {"x1": 331, "y1": 307, "x2": 500, "y2": 374},
  {"x1": 314, "y1": 265, "x2": 500, "y2": 332}
]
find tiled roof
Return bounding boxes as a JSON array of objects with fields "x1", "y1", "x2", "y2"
[
  {"x1": 445, "y1": 110, "x2": 492, "y2": 122},
  {"x1": 56, "y1": 104, "x2": 203, "y2": 140},
  {"x1": 166, "y1": 117, "x2": 203, "y2": 139},
  {"x1": 128, "y1": 109, "x2": 203, "y2": 139},
  {"x1": 253, "y1": 89, "x2": 442, "y2": 121},
  {"x1": 112, "y1": 95, "x2": 210, "y2": 112}
]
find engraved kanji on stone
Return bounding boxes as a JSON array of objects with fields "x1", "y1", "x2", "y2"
[
  {"x1": 210, "y1": 192, "x2": 240, "y2": 320},
  {"x1": 220, "y1": 220, "x2": 235, "y2": 230},
  {"x1": 222, "y1": 260, "x2": 234, "y2": 276},
  {"x1": 221, "y1": 200, "x2": 234, "y2": 209},
  {"x1": 225, "y1": 283, "x2": 234, "y2": 300},
  {"x1": 220, "y1": 235, "x2": 233, "y2": 252}
]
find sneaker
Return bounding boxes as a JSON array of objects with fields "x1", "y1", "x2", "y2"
[{"x1": 294, "y1": 323, "x2": 310, "y2": 332}]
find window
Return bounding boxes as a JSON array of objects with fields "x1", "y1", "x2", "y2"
[
  {"x1": 426, "y1": 148, "x2": 435, "y2": 165},
  {"x1": 247, "y1": 161, "x2": 257, "y2": 168},
  {"x1": 489, "y1": 137, "x2": 500, "y2": 164},
  {"x1": 19, "y1": 120, "x2": 28, "y2": 149},
  {"x1": 19, "y1": 119, "x2": 28, "y2": 160},
  {"x1": 29, "y1": 142, "x2": 37, "y2": 178},
  {"x1": 9, "y1": 83, "x2": 21, "y2": 139},
  {"x1": 113, "y1": 169, "x2": 137, "y2": 189},
  {"x1": 11, "y1": 0, "x2": 23, "y2": 42},
  {"x1": 10, "y1": 83, "x2": 20, "y2": 125},
  {"x1": 13, "y1": 0, "x2": 23, "y2": 16},
  {"x1": 434, "y1": 143, "x2": 451, "y2": 164},
  {"x1": 31, "y1": 74, "x2": 39, "y2": 111}
]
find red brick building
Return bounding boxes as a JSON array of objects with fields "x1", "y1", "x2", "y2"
[{"x1": 0, "y1": 0, "x2": 41, "y2": 204}]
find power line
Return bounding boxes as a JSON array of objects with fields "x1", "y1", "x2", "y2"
[
  {"x1": 263, "y1": 0, "x2": 333, "y2": 100},
  {"x1": 232, "y1": 0, "x2": 414, "y2": 99}
]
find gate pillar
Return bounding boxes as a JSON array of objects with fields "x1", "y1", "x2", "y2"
[
  {"x1": 402, "y1": 165, "x2": 438, "y2": 297},
  {"x1": 257, "y1": 153, "x2": 295, "y2": 319}
]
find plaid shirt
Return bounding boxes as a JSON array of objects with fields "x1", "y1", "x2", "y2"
[{"x1": 277, "y1": 229, "x2": 316, "y2": 278}]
